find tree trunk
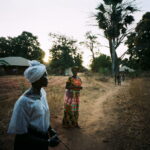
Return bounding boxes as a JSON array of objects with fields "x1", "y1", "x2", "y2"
[
  {"x1": 115, "y1": 52, "x2": 119, "y2": 74},
  {"x1": 90, "y1": 43, "x2": 95, "y2": 62},
  {"x1": 109, "y1": 39, "x2": 119, "y2": 76},
  {"x1": 112, "y1": 40, "x2": 116, "y2": 76},
  {"x1": 109, "y1": 39, "x2": 116, "y2": 76}
]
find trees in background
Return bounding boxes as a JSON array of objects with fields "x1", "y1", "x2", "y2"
[
  {"x1": 0, "y1": 31, "x2": 44, "y2": 61},
  {"x1": 80, "y1": 31, "x2": 100, "y2": 62},
  {"x1": 125, "y1": 12, "x2": 150, "y2": 70},
  {"x1": 0, "y1": 37, "x2": 12, "y2": 57},
  {"x1": 95, "y1": 0, "x2": 137, "y2": 75},
  {"x1": 48, "y1": 33, "x2": 83, "y2": 75},
  {"x1": 90, "y1": 54, "x2": 111, "y2": 74}
]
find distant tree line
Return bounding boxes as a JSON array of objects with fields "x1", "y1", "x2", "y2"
[
  {"x1": 0, "y1": 30, "x2": 112, "y2": 75},
  {"x1": 81, "y1": 31, "x2": 112, "y2": 74},
  {"x1": 0, "y1": 31, "x2": 44, "y2": 62},
  {"x1": 48, "y1": 33, "x2": 83, "y2": 75},
  {"x1": 1, "y1": 2, "x2": 150, "y2": 75},
  {"x1": 95, "y1": 0, "x2": 137, "y2": 75},
  {"x1": 123, "y1": 12, "x2": 150, "y2": 71},
  {"x1": 91, "y1": 54, "x2": 111, "y2": 75},
  {"x1": 0, "y1": 31, "x2": 84, "y2": 75}
]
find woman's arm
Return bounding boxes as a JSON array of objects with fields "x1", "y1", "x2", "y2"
[
  {"x1": 65, "y1": 82, "x2": 73, "y2": 89},
  {"x1": 16, "y1": 133, "x2": 48, "y2": 145},
  {"x1": 16, "y1": 133, "x2": 59, "y2": 147}
]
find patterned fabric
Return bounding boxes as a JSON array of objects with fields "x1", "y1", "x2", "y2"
[{"x1": 62, "y1": 76, "x2": 82, "y2": 127}]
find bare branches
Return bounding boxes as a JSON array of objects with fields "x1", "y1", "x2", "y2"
[{"x1": 115, "y1": 28, "x2": 134, "y2": 49}]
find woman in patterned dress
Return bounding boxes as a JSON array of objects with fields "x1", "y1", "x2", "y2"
[{"x1": 62, "y1": 67, "x2": 83, "y2": 128}]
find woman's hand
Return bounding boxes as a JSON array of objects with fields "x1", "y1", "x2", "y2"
[
  {"x1": 66, "y1": 83, "x2": 82, "y2": 90},
  {"x1": 48, "y1": 135, "x2": 60, "y2": 147},
  {"x1": 48, "y1": 128, "x2": 57, "y2": 137},
  {"x1": 74, "y1": 86, "x2": 83, "y2": 90}
]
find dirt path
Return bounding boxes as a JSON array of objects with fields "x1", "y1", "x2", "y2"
[
  {"x1": 51, "y1": 81, "x2": 130, "y2": 150},
  {"x1": 1, "y1": 76, "x2": 149, "y2": 150}
]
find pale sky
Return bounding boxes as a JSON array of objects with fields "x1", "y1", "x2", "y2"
[{"x1": 0, "y1": 0, "x2": 150, "y2": 67}]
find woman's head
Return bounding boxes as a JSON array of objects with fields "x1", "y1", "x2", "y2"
[
  {"x1": 71, "y1": 66, "x2": 79, "y2": 76},
  {"x1": 32, "y1": 72, "x2": 48, "y2": 88},
  {"x1": 24, "y1": 60, "x2": 48, "y2": 87}
]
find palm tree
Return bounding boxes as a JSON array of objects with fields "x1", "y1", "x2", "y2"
[{"x1": 95, "y1": 0, "x2": 137, "y2": 75}]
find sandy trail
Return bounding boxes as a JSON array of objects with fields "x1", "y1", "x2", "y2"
[{"x1": 51, "y1": 81, "x2": 130, "y2": 150}]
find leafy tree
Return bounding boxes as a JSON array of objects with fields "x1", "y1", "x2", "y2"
[
  {"x1": 80, "y1": 31, "x2": 100, "y2": 62},
  {"x1": 49, "y1": 33, "x2": 83, "y2": 75},
  {"x1": 125, "y1": 12, "x2": 150, "y2": 70},
  {"x1": 0, "y1": 37, "x2": 13, "y2": 57},
  {"x1": 90, "y1": 54, "x2": 111, "y2": 73},
  {"x1": 0, "y1": 31, "x2": 44, "y2": 61},
  {"x1": 74, "y1": 53, "x2": 83, "y2": 69},
  {"x1": 95, "y1": 0, "x2": 137, "y2": 75}
]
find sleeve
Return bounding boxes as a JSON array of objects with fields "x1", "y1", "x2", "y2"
[
  {"x1": 65, "y1": 77, "x2": 72, "y2": 89},
  {"x1": 7, "y1": 97, "x2": 29, "y2": 134},
  {"x1": 66, "y1": 77, "x2": 71, "y2": 83},
  {"x1": 15, "y1": 134, "x2": 48, "y2": 146},
  {"x1": 80, "y1": 77, "x2": 82, "y2": 84}
]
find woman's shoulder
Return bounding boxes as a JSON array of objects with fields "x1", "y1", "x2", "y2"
[
  {"x1": 19, "y1": 89, "x2": 40, "y2": 105},
  {"x1": 66, "y1": 76, "x2": 73, "y2": 82},
  {"x1": 41, "y1": 88, "x2": 46, "y2": 97},
  {"x1": 23, "y1": 88, "x2": 46, "y2": 100},
  {"x1": 16, "y1": 94, "x2": 40, "y2": 112},
  {"x1": 75, "y1": 76, "x2": 82, "y2": 81},
  {"x1": 14, "y1": 94, "x2": 31, "y2": 110}
]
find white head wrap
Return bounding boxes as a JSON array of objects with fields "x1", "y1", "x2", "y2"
[{"x1": 24, "y1": 60, "x2": 46, "y2": 83}]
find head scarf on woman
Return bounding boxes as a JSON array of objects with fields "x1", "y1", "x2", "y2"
[{"x1": 24, "y1": 60, "x2": 46, "y2": 83}]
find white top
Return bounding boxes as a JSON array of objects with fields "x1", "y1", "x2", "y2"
[{"x1": 8, "y1": 88, "x2": 50, "y2": 134}]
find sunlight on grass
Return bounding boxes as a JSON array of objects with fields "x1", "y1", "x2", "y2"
[{"x1": 0, "y1": 74, "x2": 112, "y2": 150}]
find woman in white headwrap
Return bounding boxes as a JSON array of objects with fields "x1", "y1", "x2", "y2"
[{"x1": 8, "y1": 60, "x2": 59, "y2": 150}]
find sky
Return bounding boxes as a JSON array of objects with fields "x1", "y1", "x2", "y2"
[{"x1": 0, "y1": 0, "x2": 150, "y2": 67}]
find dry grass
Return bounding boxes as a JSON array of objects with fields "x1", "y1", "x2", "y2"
[
  {"x1": 0, "y1": 74, "x2": 109, "y2": 150},
  {"x1": 0, "y1": 76, "x2": 30, "y2": 150},
  {"x1": 0, "y1": 76, "x2": 67, "y2": 150},
  {"x1": 0, "y1": 74, "x2": 104, "y2": 150},
  {"x1": 103, "y1": 78, "x2": 150, "y2": 150}
]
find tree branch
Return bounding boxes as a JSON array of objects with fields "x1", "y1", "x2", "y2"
[
  {"x1": 115, "y1": 28, "x2": 134, "y2": 49},
  {"x1": 119, "y1": 50, "x2": 128, "y2": 59}
]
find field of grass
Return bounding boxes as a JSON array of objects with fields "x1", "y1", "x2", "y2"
[
  {"x1": 1, "y1": 74, "x2": 150, "y2": 150},
  {"x1": 0, "y1": 75, "x2": 66, "y2": 150},
  {"x1": 102, "y1": 77, "x2": 150, "y2": 150},
  {"x1": 0, "y1": 73, "x2": 111, "y2": 150}
]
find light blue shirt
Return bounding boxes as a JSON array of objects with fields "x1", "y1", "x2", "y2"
[{"x1": 8, "y1": 88, "x2": 50, "y2": 134}]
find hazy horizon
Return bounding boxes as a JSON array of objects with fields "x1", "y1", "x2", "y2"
[{"x1": 0, "y1": 0, "x2": 150, "y2": 67}]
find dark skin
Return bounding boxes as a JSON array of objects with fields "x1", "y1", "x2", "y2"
[
  {"x1": 26, "y1": 72, "x2": 48, "y2": 97},
  {"x1": 66, "y1": 69, "x2": 82, "y2": 90},
  {"x1": 16, "y1": 72, "x2": 59, "y2": 148}
]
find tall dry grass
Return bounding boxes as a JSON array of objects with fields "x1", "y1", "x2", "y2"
[
  {"x1": 106, "y1": 78, "x2": 150, "y2": 150},
  {"x1": 0, "y1": 75, "x2": 67, "y2": 150},
  {"x1": 126, "y1": 78, "x2": 150, "y2": 149},
  {"x1": 0, "y1": 74, "x2": 113, "y2": 150},
  {"x1": 129, "y1": 78, "x2": 144, "y2": 97},
  {"x1": 47, "y1": 86, "x2": 65, "y2": 116}
]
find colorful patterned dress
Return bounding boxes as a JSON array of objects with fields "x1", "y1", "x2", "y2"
[{"x1": 62, "y1": 76, "x2": 82, "y2": 127}]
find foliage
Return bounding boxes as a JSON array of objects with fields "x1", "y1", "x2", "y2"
[
  {"x1": 90, "y1": 54, "x2": 111, "y2": 74},
  {"x1": 48, "y1": 33, "x2": 83, "y2": 75},
  {"x1": 125, "y1": 12, "x2": 150, "y2": 70},
  {"x1": 80, "y1": 31, "x2": 100, "y2": 61},
  {"x1": 95, "y1": 0, "x2": 137, "y2": 75},
  {"x1": 0, "y1": 31, "x2": 44, "y2": 61}
]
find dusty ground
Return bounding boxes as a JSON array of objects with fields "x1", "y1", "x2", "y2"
[
  {"x1": 0, "y1": 75, "x2": 150, "y2": 150},
  {"x1": 50, "y1": 76, "x2": 129, "y2": 150}
]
